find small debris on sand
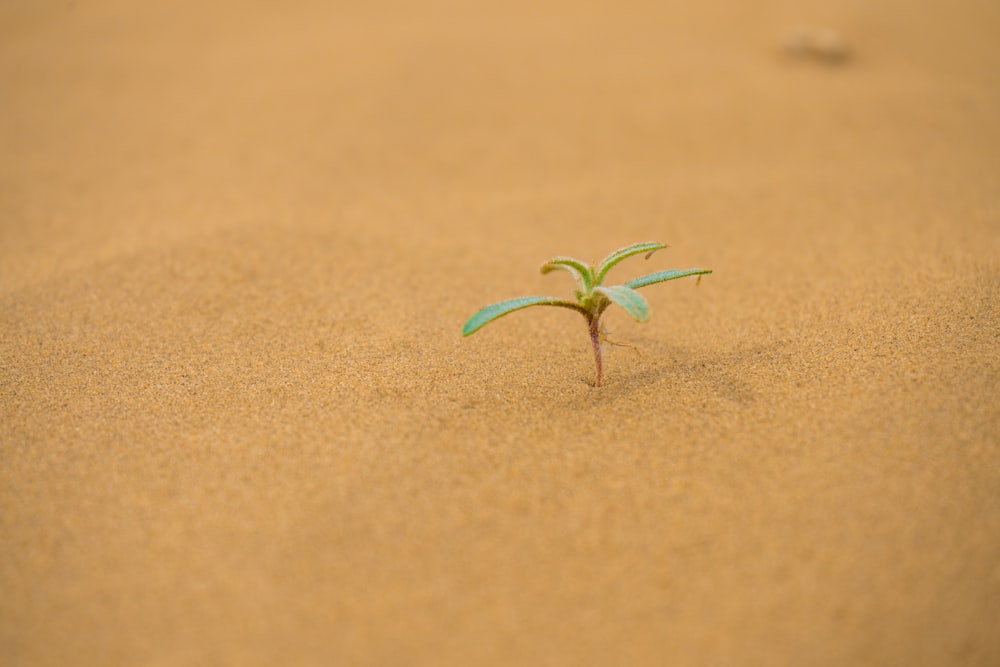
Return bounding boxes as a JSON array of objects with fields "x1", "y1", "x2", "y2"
[{"x1": 781, "y1": 26, "x2": 851, "y2": 64}]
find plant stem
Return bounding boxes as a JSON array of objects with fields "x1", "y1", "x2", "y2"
[{"x1": 588, "y1": 315, "x2": 603, "y2": 387}]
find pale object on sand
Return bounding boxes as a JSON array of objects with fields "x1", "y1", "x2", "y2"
[{"x1": 781, "y1": 26, "x2": 851, "y2": 64}]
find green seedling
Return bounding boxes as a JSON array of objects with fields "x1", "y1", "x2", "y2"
[{"x1": 462, "y1": 241, "x2": 711, "y2": 386}]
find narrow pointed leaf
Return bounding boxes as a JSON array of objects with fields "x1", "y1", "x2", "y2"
[
  {"x1": 593, "y1": 285, "x2": 650, "y2": 322},
  {"x1": 540, "y1": 256, "x2": 594, "y2": 293},
  {"x1": 625, "y1": 268, "x2": 712, "y2": 290},
  {"x1": 594, "y1": 242, "x2": 667, "y2": 285},
  {"x1": 462, "y1": 296, "x2": 585, "y2": 336}
]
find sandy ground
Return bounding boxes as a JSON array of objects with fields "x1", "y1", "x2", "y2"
[{"x1": 2, "y1": 1, "x2": 998, "y2": 665}]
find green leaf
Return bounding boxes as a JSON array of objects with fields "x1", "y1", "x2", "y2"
[
  {"x1": 462, "y1": 296, "x2": 585, "y2": 336},
  {"x1": 540, "y1": 256, "x2": 594, "y2": 293},
  {"x1": 593, "y1": 242, "x2": 667, "y2": 285},
  {"x1": 593, "y1": 285, "x2": 650, "y2": 322},
  {"x1": 625, "y1": 268, "x2": 712, "y2": 290}
]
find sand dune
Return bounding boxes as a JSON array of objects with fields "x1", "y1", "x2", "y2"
[{"x1": 2, "y1": 1, "x2": 998, "y2": 665}]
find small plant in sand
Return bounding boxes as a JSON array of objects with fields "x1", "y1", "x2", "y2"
[{"x1": 462, "y1": 242, "x2": 711, "y2": 386}]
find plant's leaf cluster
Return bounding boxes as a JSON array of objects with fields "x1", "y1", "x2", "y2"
[
  {"x1": 463, "y1": 242, "x2": 711, "y2": 335},
  {"x1": 461, "y1": 241, "x2": 713, "y2": 385}
]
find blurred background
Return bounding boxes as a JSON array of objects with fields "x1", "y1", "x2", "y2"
[{"x1": 3, "y1": 0, "x2": 996, "y2": 278}]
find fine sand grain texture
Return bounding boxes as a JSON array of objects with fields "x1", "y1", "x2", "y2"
[{"x1": 2, "y1": 1, "x2": 998, "y2": 665}]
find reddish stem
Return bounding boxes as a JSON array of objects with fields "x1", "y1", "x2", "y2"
[{"x1": 588, "y1": 315, "x2": 602, "y2": 387}]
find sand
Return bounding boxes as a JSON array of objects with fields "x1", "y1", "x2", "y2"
[{"x1": 2, "y1": 1, "x2": 998, "y2": 665}]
